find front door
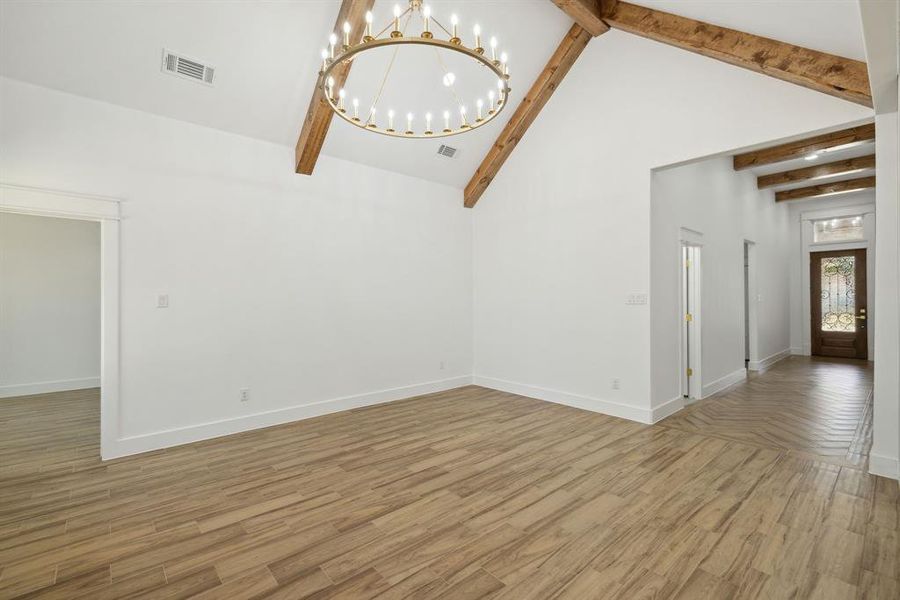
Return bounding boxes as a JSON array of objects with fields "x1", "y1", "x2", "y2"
[{"x1": 810, "y1": 249, "x2": 867, "y2": 359}]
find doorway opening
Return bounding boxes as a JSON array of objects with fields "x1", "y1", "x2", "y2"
[
  {"x1": 0, "y1": 213, "x2": 101, "y2": 466},
  {"x1": 744, "y1": 242, "x2": 750, "y2": 369},
  {"x1": 810, "y1": 249, "x2": 868, "y2": 359},
  {"x1": 743, "y1": 240, "x2": 758, "y2": 370},
  {"x1": 0, "y1": 213, "x2": 100, "y2": 399},
  {"x1": 681, "y1": 244, "x2": 701, "y2": 400},
  {"x1": 0, "y1": 183, "x2": 121, "y2": 459}
]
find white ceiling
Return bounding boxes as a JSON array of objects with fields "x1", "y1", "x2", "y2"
[{"x1": 0, "y1": 0, "x2": 870, "y2": 188}]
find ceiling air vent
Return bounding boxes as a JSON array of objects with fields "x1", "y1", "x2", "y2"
[
  {"x1": 436, "y1": 144, "x2": 458, "y2": 159},
  {"x1": 161, "y1": 49, "x2": 215, "y2": 85}
]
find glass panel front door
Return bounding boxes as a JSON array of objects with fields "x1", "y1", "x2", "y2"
[{"x1": 810, "y1": 249, "x2": 867, "y2": 359}]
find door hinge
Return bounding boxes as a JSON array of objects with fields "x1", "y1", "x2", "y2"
[
  {"x1": 685, "y1": 313, "x2": 693, "y2": 322},
  {"x1": 686, "y1": 368, "x2": 693, "y2": 377}
]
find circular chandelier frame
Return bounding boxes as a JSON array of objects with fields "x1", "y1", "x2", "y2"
[{"x1": 318, "y1": 6, "x2": 512, "y2": 140}]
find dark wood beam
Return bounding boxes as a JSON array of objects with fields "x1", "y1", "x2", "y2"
[
  {"x1": 733, "y1": 123, "x2": 875, "y2": 170},
  {"x1": 550, "y1": 0, "x2": 609, "y2": 36},
  {"x1": 758, "y1": 155, "x2": 875, "y2": 189},
  {"x1": 599, "y1": 1, "x2": 872, "y2": 107},
  {"x1": 295, "y1": 0, "x2": 375, "y2": 175},
  {"x1": 464, "y1": 24, "x2": 594, "y2": 208},
  {"x1": 775, "y1": 176, "x2": 875, "y2": 202}
]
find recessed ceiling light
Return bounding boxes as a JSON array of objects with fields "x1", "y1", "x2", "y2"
[
  {"x1": 804, "y1": 153, "x2": 819, "y2": 161},
  {"x1": 817, "y1": 187, "x2": 867, "y2": 198},
  {"x1": 821, "y1": 141, "x2": 866, "y2": 153},
  {"x1": 809, "y1": 167, "x2": 866, "y2": 182}
]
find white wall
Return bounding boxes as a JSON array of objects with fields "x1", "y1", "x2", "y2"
[
  {"x1": 650, "y1": 157, "x2": 792, "y2": 411},
  {"x1": 872, "y1": 110, "x2": 899, "y2": 478},
  {"x1": 0, "y1": 212, "x2": 100, "y2": 396},
  {"x1": 786, "y1": 191, "x2": 876, "y2": 359},
  {"x1": 858, "y1": 0, "x2": 900, "y2": 480},
  {"x1": 472, "y1": 29, "x2": 871, "y2": 423},
  {"x1": 0, "y1": 77, "x2": 473, "y2": 456}
]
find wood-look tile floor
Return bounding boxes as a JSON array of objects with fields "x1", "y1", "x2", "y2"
[
  {"x1": 1, "y1": 360, "x2": 897, "y2": 599},
  {"x1": 661, "y1": 356, "x2": 875, "y2": 469}
]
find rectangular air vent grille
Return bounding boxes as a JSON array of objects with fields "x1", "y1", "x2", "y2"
[
  {"x1": 437, "y1": 144, "x2": 458, "y2": 158},
  {"x1": 162, "y1": 49, "x2": 215, "y2": 85}
]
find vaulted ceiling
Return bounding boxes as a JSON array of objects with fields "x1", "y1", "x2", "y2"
[
  {"x1": 298, "y1": 0, "x2": 874, "y2": 206},
  {"x1": 0, "y1": 0, "x2": 569, "y2": 189},
  {"x1": 0, "y1": 0, "x2": 874, "y2": 198}
]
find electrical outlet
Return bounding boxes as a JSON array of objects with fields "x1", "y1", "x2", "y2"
[
  {"x1": 611, "y1": 378, "x2": 621, "y2": 390},
  {"x1": 157, "y1": 294, "x2": 169, "y2": 308},
  {"x1": 440, "y1": 361, "x2": 445, "y2": 370},
  {"x1": 239, "y1": 388, "x2": 250, "y2": 402}
]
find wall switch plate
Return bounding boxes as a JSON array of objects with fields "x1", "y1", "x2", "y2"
[
  {"x1": 157, "y1": 294, "x2": 169, "y2": 308},
  {"x1": 626, "y1": 293, "x2": 648, "y2": 305},
  {"x1": 239, "y1": 388, "x2": 250, "y2": 402}
]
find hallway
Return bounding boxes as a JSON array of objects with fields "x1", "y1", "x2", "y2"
[{"x1": 661, "y1": 356, "x2": 874, "y2": 469}]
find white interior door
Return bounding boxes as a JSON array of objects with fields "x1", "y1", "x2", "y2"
[{"x1": 681, "y1": 244, "x2": 701, "y2": 400}]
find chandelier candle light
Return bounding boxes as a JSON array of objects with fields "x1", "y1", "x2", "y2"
[{"x1": 317, "y1": 0, "x2": 511, "y2": 139}]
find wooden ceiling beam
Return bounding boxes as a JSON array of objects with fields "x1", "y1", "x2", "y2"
[
  {"x1": 550, "y1": 0, "x2": 609, "y2": 36},
  {"x1": 464, "y1": 23, "x2": 594, "y2": 208},
  {"x1": 775, "y1": 176, "x2": 876, "y2": 202},
  {"x1": 758, "y1": 154, "x2": 875, "y2": 189},
  {"x1": 733, "y1": 123, "x2": 875, "y2": 170},
  {"x1": 295, "y1": 0, "x2": 375, "y2": 175},
  {"x1": 599, "y1": 1, "x2": 872, "y2": 107}
]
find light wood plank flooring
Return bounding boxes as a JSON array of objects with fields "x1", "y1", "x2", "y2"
[{"x1": 1, "y1": 359, "x2": 897, "y2": 599}]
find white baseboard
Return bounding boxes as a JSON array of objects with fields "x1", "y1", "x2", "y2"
[
  {"x1": 0, "y1": 377, "x2": 100, "y2": 398},
  {"x1": 869, "y1": 452, "x2": 900, "y2": 480},
  {"x1": 650, "y1": 396, "x2": 685, "y2": 422},
  {"x1": 472, "y1": 376, "x2": 653, "y2": 424},
  {"x1": 748, "y1": 348, "x2": 791, "y2": 372},
  {"x1": 104, "y1": 376, "x2": 473, "y2": 460},
  {"x1": 701, "y1": 369, "x2": 746, "y2": 399}
]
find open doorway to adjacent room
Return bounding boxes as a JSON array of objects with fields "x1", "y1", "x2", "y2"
[{"x1": 0, "y1": 211, "x2": 101, "y2": 456}]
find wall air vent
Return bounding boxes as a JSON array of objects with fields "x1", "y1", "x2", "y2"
[
  {"x1": 436, "y1": 144, "x2": 458, "y2": 158},
  {"x1": 162, "y1": 49, "x2": 215, "y2": 85}
]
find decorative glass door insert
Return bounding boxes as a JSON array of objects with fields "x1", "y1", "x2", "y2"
[{"x1": 820, "y1": 255, "x2": 856, "y2": 332}]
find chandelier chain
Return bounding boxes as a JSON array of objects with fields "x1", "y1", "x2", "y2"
[
  {"x1": 429, "y1": 17, "x2": 454, "y2": 38},
  {"x1": 372, "y1": 7, "x2": 411, "y2": 40},
  {"x1": 367, "y1": 11, "x2": 414, "y2": 121},
  {"x1": 433, "y1": 48, "x2": 465, "y2": 113}
]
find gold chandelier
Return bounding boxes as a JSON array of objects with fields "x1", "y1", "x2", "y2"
[{"x1": 319, "y1": 1, "x2": 511, "y2": 139}]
